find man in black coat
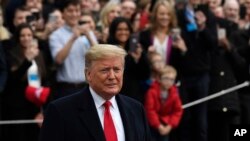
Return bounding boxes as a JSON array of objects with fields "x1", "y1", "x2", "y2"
[
  {"x1": 39, "y1": 44, "x2": 151, "y2": 141},
  {"x1": 174, "y1": 1, "x2": 218, "y2": 141}
]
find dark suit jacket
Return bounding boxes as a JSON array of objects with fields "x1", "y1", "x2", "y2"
[{"x1": 39, "y1": 87, "x2": 151, "y2": 141}]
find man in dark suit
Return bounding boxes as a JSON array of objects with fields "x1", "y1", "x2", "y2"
[{"x1": 39, "y1": 44, "x2": 151, "y2": 141}]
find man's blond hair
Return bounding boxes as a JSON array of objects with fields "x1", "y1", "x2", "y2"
[{"x1": 85, "y1": 44, "x2": 127, "y2": 69}]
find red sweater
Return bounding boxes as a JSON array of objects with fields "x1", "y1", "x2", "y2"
[{"x1": 144, "y1": 81, "x2": 183, "y2": 129}]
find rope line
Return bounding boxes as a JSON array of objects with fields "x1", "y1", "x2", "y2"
[
  {"x1": 182, "y1": 81, "x2": 249, "y2": 109},
  {"x1": 0, "y1": 81, "x2": 249, "y2": 125}
]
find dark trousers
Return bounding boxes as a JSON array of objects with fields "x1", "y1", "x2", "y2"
[
  {"x1": 239, "y1": 93, "x2": 250, "y2": 124},
  {"x1": 177, "y1": 73, "x2": 209, "y2": 141},
  {"x1": 208, "y1": 112, "x2": 240, "y2": 141}
]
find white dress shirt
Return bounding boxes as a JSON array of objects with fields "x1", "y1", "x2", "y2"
[{"x1": 90, "y1": 87, "x2": 125, "y2": 141}]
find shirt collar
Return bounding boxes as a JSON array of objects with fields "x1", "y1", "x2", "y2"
[
  {"x1": 63, "y1": 24, "x2": 73, "y2": 32},
  {"x1": 89, "y1": 86, "x2": 117, "y2": 109}
]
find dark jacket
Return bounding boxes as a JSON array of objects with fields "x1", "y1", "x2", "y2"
[
  {"x1": 208, "y1": 19, "x2": 244, "y2": 114},
  {"x1": 39, "y1": 87, "x2": 152, "y2": 141},
  {"x1": 175, "y1": 4, "x2": 218, "y2": 76},
  {"x1": 0, "y1": 42, "x2": 7, "y2": 93}
]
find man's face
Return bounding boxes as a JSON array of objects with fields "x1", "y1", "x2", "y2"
[
  {"x1": 121, "y1": 1, "x2": 136, "y2": 19},
  {"x1": 245, "y1": 0, "x2": 250, "y2": 16},
  {"x1": 80, "y1": 0, "x2": 92, "y2": 12},
  {"x1": 224, "y1": 2, "x2": 239, "y2": 23},
  {"x1": 62, "y1": 4, "x2": 81, "y2": 27},
  {"x1": 86, "y1": 57, "x2": 124, "y2": 100},
  {"x1": 13, "y1": 10, "x2": 30, "y2": 27}
]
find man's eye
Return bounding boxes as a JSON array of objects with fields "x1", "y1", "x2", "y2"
[
  {"x1": 101, "y1": 69, "x2": 109, "y2": 73},
  {"x1": 114, "y1": 68, "x2": 121, "y2": 73}
]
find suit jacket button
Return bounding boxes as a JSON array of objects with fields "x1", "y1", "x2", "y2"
[
  {"x1": 220, "y1": 71, "x2": 225, "y2": 76},
  {"x1": 222, "y1": 107, "x2": 228, "y2": 112}
]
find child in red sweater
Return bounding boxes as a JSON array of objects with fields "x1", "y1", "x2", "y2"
[{"x1": 145, "y1": 65, "x2": 183, "y2": 141}]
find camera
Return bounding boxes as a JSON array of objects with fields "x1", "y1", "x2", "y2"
[
  {"x1": 26, "y1": 15, "x2": 36, "y2": 23},
  {"x1": 78, "y1": 21, "x2": 88, "y2": 25}
]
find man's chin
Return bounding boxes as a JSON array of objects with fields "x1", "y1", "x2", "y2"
[{"x1": 105, "y1": 88, "x2": 120, "y2": 95}]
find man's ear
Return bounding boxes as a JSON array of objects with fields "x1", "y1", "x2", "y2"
[{"x1": 84, "y1": 69, "x2": 90, "y2": 82}]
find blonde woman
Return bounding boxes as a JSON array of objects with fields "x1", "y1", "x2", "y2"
[
  {"x1": 139, "y1": 0, "x2": 186, "y2": 64},
  {"x1": 97, "y1": 1, "x2": 121, "y2": 43}
]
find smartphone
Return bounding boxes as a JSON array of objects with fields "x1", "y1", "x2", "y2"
[
  {"x1": 129, "y1": 33, "x2": 139, "y2": 52},
  {"x1": 218, "y1": 28, "x2": 226, "y2": 39},
  {"x1": 30, "y1": 39, "x2": 38, "y2": 48},
  {"x1": 171, "y1": 28, "x2": 181, "y2": 41},
  {"x1": 48, "y1": 14, "x2": 57, "y2": 23}
]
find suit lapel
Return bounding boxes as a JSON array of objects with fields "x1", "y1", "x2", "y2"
[
  {"x1": 116, "y1": 95, "x2": 136, "y2": 141},
  {"x1": 77, "y1": 87, "x2": 105, "y2": 141}
]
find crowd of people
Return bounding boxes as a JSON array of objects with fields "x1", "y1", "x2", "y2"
[{"x1": 0, "y1": 0, "x2": 250, "y2": 141}]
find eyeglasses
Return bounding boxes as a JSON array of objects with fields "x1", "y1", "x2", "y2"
[{"x1": 161, "y1": 77, "x2": 175, "y2": 83}]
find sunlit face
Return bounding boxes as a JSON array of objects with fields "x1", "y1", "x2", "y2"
[
  {"x1": 160, "y1": 73, "x2": 176, "y2": 90},
  {"x1": 107, "y1": 6, "x2": 121, "y2": 25},
  {"x1": 156, "y1": 5, "x2": 170, "y2": 28},
  {"x1": 121, "y1": 1, "x2": 136, "y2": 19},
  {"x1": 86, "y1": 57, "x2": 124, "y2": 100},
  {"x1": 63, "y1": 4, "x2": 81, "y2": 27},
  {"x1": 115, "y1": 22, "x2": 130, "y2": 45},
  {"x1": 19, "y1": 27, "x2": 33, "y2": 48}
]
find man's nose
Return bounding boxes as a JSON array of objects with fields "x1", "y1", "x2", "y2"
[{"x1": 108, "y1": 70, "x2": 116, "y2": 79}]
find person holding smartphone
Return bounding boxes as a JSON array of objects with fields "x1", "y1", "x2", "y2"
[
  {"x1": 139, "y1": 0, "x2": 187, "y2": 65},
  {"x1": 174, "y1": 0, "x2": 218, "y2": 141},
  {"x1": 1, "y1": 23, "x2": 48, "y2": 141},
  {"x1": 107, "y1": 17, "x2": 150, "y2": 103},
  {"x1": 49, "y1": 0, "x2": 92, "y2": 99}
]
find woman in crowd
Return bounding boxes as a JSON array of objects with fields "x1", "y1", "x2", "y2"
[
  {"x1": 107, "y1": 17, "x2": 150, "y2": 103},
  {"x1": 1, "y1": 23, "x2": 48, "y2": 141},
  {"x1": 139, "y1": 0, "x2": 186, "y2": 65}
]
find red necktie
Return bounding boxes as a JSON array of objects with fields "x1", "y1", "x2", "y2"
[{"x1": 103, "y1": 101, "x2": 117, "y2": 141}]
